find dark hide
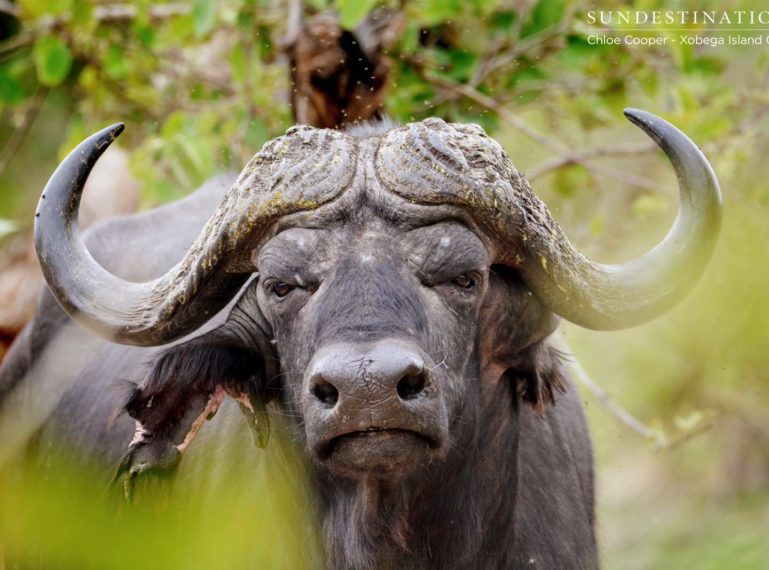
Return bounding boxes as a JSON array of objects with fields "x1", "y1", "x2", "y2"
[{"x1": 1, "y1": 148, "x2": 597, "y2": 570}]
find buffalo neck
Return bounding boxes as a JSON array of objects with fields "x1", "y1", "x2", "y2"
[{"x1": 313, "y1": 378, "x2": 520, "y2": 570}]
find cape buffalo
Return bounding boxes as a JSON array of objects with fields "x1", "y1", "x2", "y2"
[{"x1": 0, "y1": 110, "x2": 721, "y2": 569}]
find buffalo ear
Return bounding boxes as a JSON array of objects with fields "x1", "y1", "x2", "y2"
[
  {"x1": 479, "y1": 265, "x2": 566, "y2": 409},
  {"x1": 113, "y1": 333, "x2": 272, "y2": 500}
]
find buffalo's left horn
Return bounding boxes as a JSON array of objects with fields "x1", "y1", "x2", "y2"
[
  {"x1": 35, "y1": 124, "x2": 355, "y2": 346},
  {"x1": 517, "y1": 109, "x2": 722, "y2": 329}
]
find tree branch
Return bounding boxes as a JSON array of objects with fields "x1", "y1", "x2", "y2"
[
  {"x1": 0, "y1": 0, "x2": 17, "y2": 18},
  {"x1": 526, "y1": 141, "x2": 657, "y2": 180},
  {"x1": 284, "y1": 0, "x2": 303, "y2": 47},
  {"x1": 424, "y1": 73, "x2": 566, "y2": 153},
  {"x1": 80, "y1": 3, "x2": 190, "y2": 24},
  {"x1": 564, "y1": 346, "x2": 665, "y2": 446},
  {"x1": 555, "y1": 338, "x2": 715, "y2": 450},
  {"x1": 0, "y1": 88, "x2": 47, "y2": 176},
  {"x1": 423, "y1": 74, "x2": 667, "y2": 193}
]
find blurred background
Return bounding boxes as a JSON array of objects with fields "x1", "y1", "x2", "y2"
[{"x1": 0, "y1": 0, "x2": 768, "y2": 568}]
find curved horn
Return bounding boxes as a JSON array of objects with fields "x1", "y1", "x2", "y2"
[
  {"x1": 375, "y1": 110, "x2": 722, "y2": 330},
  {"x1": 35, "y1": 124, "x2": 356, "y2": 346},
  {"x1": 517, "y1": 109, "x2": 722, "y2": 329}
]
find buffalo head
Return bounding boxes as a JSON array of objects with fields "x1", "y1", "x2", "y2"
[{"x1": 33, "y1": 111, "x2": 721, "y2": 485}]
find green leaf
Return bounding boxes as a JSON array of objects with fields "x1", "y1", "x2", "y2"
[
  {"x1": 0, "y1": 70, "x2": 24, "y2": 105},
  {"x1": 588, "y1": 215, "x2": 604, "y2": 238},
  {"x1": 522, "y1": 0, "x2": 566, "y2": 38},
  {"x1": 674, "y1": 410, "x2": 705, "y2": 432},
  {"x1": 71, "y1": 0, "x2": 93, "y2": 27},
  {"x1": 19, "y1": 0, "x2": 71, "y2": 18},
  {"x1": 192, "y1": 0, "x2": 218, "y2": 37},
  {"x1": 632, "y1": 193, "x2": 670, "y2": 218},
  {"x1": 134, "y1": 24, "x2": 156, "y2": 48},
  {"x1": 491, "y1": 11, "x2": 517, "y2": 32},
  {"x1": 554, "y1": 164, "x2": 591, "y2": 199},
  {"x1": 445, "y1": 49, "x2": 477, "y2": 82},
  {"x1": 103, "y1": 45, "x2": 128, "y2": 79},
  {"x1": 417, "y1": 0, "x2": 463, "y2": 26},
  {"x1": 33, "y1": 35, "x2": 73, "y2": 87},
  {"x1": 337, "y1": 0, "x2": 377, "y2": 29},
  {"x1": 230, "y1": 44, "x2": 248, "y2": 85}
]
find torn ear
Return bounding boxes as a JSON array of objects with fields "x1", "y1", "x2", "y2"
[
  {"x1": 479, "y1": 265, "x2": 566, "y2": 410},
  {"x1": 113, "y1": 337, "x2": 271, "y2": 499}
]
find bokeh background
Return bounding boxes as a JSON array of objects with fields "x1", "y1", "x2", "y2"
[{"x1": 1, "y1": 0, "x2": 768, "y2": 568}]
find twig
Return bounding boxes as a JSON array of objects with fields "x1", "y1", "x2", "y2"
[
  {"x1": 424, "y1": 73, "x2": 668, "y2": 194},
  {"x1": 527, "y1": 141, "x2": 656, "y2": 180},
  {"x1": 563, "y1": 345, "x2": 665, "y2": 446},
  {"x1": 0, "y1": 88, "x2": 47, "y2": 176},
  {"x1": 582, "y1": 161, "x2": 671, "y2": 194},
  {"x1": 555, "y1": 337, "x2": 717, "y2": 450},
  {"x1": 478, "y1": 20, "x2": 571, "y2": 85},
  {"x1": 0, "y1": 0, "x2": 17, "y2": 18},
  {"x1": 78, "y1": 3, "x2": 190, "y2": 24},
  {"x1": 425, "y1": 73, "x2": 566, "y2": 153},
  {"x1": 661, "y1": 419, "x2": 717, "y2": 451},
  {"x1": 284, "y1": 0, "x2": 303, "y2": 47},
  {"x1": 0, "y1": 3, "x2": 192, "y2": 59}
]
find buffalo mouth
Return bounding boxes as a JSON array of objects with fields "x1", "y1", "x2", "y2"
[{"x1": 318, "y1": 427, "x2": 439, "y2": 473}]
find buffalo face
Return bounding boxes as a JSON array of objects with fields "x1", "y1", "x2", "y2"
[{"x1": 256, "y1": 220, "x2": 489, "y2": 476}]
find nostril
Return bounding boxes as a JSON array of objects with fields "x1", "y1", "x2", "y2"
[
  {"x1": 397, "y1": 373, "x2": 426, "y2": 401},
  {"x1": 311, "y1": 379, "x2": 339, "y2": 408}
]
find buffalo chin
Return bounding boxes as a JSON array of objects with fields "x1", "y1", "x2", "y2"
[{"x1": 320, "y1": 429, "x2": 436, "y2": 475}]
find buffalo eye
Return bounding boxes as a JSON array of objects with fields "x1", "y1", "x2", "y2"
[
  {"x1": 269, "y1": 281, "x2": 294, "y2": 298},
  {"x1": 453, "y1": 273, "x2": 476, "y2": 289}
]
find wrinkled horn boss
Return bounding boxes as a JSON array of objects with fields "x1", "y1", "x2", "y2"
[{"x1": 35, "y1": 110, "x2": 721, "y2": 346}]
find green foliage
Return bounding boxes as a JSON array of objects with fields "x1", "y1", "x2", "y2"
[
  {"x1": 192, "y1": 0, "x2": 218, "y2": 37},
  {"x1": 336, "y1": 0, "x2": 377, "y2": 28},
  {"x1": 33, "y1": 35, "x2": 73, "y2": 87},
  {"x1": 0, "y1": 439, "x2": 321, "y2": 569},
  {"x1": 0, "y1": 0, "x2": 768, "y2": 566},
  {"x1": 522, "y1": 0, "x2": 566, "y2": 37}
]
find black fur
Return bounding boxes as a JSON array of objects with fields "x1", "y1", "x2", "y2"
[{"x1": 0, "y1": 174, "x2": 597, "y2": 569}]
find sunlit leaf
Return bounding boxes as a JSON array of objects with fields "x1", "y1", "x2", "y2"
[
  {"x1": 71, "y1": 0, "x2": 93, "y2": 27},
  {"x1": 192, "y1": 0, "x2": 218, "y2": 37},
  {"x1": 19, "y1": 0, "x2": 71, "y2": 18},
  {"x1": 103, "y1": 46, "x2": 129, "y2": 79},
  {"x1": 0, "y1": 69, "x2": 24, "y2": 105},
  {"x1": 33, "y1": 35, "x2": 73, "y2": 87},
  {"x1": 632, "y1": 193, "x2": 670, "y2": 218},
  {"x1": 554, "y1": 164, "x2": 591, "y2": 198},
  {"x1": 674, "y1": 410, "x2": 706, "y2": 432},
  {"x1": 337, "y1": 0, "x2": 377, "y2": 29},
  {"x1": 522, "y1": 0, "x2": 566, "y2": 38}
]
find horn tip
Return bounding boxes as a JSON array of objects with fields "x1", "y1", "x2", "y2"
[
  {"x1": 106, "y1": 122, "x2": 125, "y2": 140},
  {"x1": 623, "y1": 108, "x2": 669, "y2": 147},
  {"x1": 623, "y1": 107, "x2": 651, "y2": 126}
]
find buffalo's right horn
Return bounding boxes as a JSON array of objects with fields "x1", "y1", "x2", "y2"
[
  {"x1": 514, "y1": 109, "x2": 722, "y2": 329},
  {"x1": 35, "y1": 124, "x2": 356, "y2": 346},
  {"x1": 374, "y1": 110, "x2": 721, "y2": 330}
]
